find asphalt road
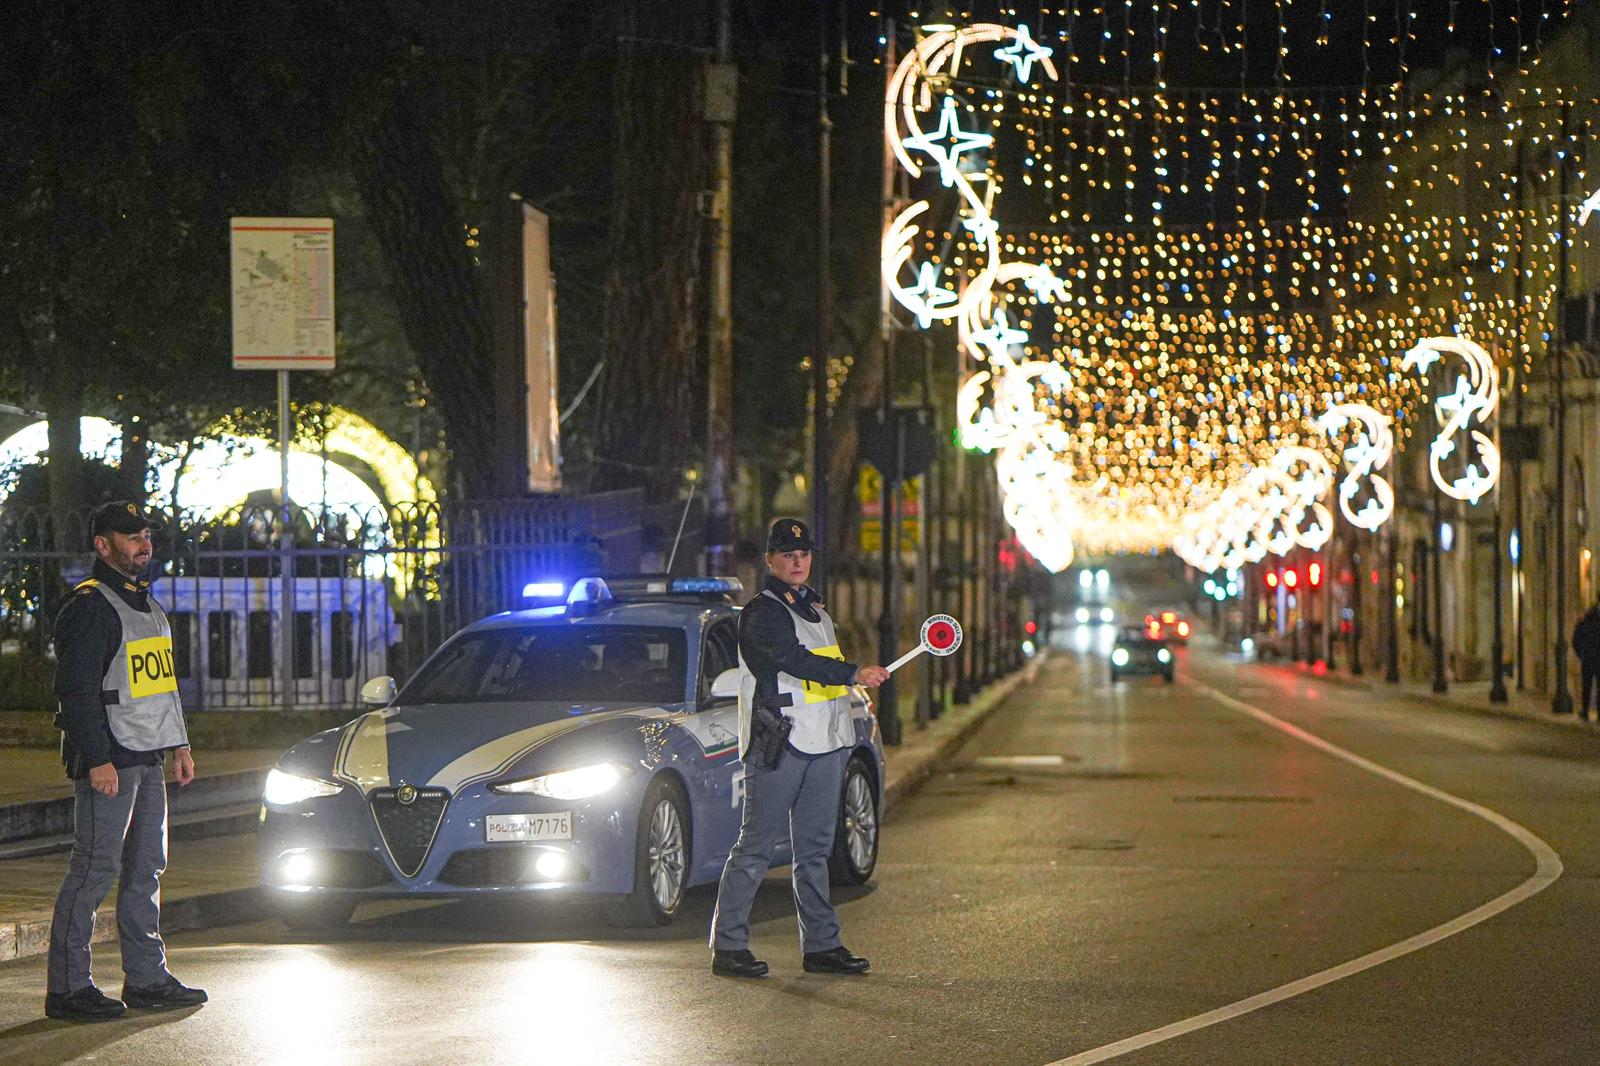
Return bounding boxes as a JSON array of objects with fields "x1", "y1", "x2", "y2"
[{"x1": 4, "y1": 633, "x2": 1599, "y2": 1065}]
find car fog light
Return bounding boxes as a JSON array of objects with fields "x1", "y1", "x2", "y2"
[
  {"x1": 1111, "y1": 648, "x2": 1130, "y2": 667},
  {"x1": 282, "y1": 853, "x2": 315, "y2": 884},
  {"x1": 534, "y1": 852, "x2": 570, "y2": 880}
]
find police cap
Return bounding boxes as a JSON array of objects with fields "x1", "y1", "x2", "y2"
[
  {"x1": 92, "y1": 500, "x2": 164, "y2": 538},
  {"x1": 766, "y1": 517, "x2": 815, "y2": 554}
]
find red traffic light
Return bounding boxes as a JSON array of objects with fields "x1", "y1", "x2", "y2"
[
  {"x1": 1283, "y1": 569, "x2": 1299, "y2": 589},
  {"x1": 1264, "y1": 571, "x2": 1279, "y2": 589},
  {"x1": 1308, "y1": 561, "x2": 1323, "y2": 587},
  {"x1": 1024, "y1": 620, "x2": 1038, "y2": 635}
]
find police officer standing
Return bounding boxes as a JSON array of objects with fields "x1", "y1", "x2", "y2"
[
  {"x1": 45, "y1": 501, "x2": 207, "y2": 1022},
  {"x1": 710, "y1": 518, "x2": 890, "y2": 978}
]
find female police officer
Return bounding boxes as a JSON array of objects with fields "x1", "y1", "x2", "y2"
[{"x1": 709, "y1": 518, "x2": 890, "y2": 978}]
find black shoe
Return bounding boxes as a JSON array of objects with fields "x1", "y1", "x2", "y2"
[
  {"x1": 122, "y1": 975, "x2": 208, "y2": 1011},
  {"x1": 45, "y1": 985, "x2": 127, "y2": 1022},
  {"x1": 803, "y1": 946, "x2": 870, "y2": 974},
  {"x1": 711, "y1": 949, "x2": 769, "y2": 978}
]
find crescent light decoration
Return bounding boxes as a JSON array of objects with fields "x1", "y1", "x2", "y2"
[{"x1": 1400, "y1": 336, "x2": 1501, "y2": 504}]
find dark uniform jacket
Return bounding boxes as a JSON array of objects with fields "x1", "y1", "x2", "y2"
[
  {"x1": 52, "y1": 559, "x2": 177, "y2": 778},
  {"x1": 738, "y1": 576, "x2": 861, "y2": 705},
  {"x1": 1574, "y1": 607, "x2": 1600, "y2": 667}
]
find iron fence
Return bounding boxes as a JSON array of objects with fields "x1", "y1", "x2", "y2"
[{"x1": 0, "y1": 492, "x2": 643, "y2": 711}]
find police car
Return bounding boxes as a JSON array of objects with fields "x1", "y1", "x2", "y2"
[{"x1": 258, "y1": 577, "x2": 886, "y2": 929}]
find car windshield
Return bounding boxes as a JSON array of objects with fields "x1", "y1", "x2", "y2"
[
  {"x1": 1117, "y1": 626, "x2": 1161, "y2": 647},
  {"x1": 400, "y1": 625, "x2": 688, "y2": 705}
]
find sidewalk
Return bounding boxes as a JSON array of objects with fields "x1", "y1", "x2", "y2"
[
  {"x1": 0, "y1": 654, "x2": 1047, "y2": 965},
  {"x1": 1248, "y1": 649, "x2": 1598, "y2": 734}
]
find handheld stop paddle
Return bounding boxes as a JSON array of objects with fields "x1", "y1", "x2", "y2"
[{"x1": 885, "y1": 614, "x2": 964, "y2": 674}]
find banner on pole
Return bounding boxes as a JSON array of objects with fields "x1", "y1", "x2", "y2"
[
  {"x1": 230, "y1": 217, "x2": 335, "y2": 371},
  {"x1": 858, "y1": 465, "x2": 920, "y2": 552}
]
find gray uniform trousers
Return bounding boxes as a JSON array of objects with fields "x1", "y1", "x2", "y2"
[
  {"x1": 47, "y1": 763, "x2": 172, "y2": 994},
  {"x1": 710, "y1": 745, "x2": 847, "y2": 954}
]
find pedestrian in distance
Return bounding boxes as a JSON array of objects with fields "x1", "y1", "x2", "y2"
[
  {"x1": 709, "y1": 518, "x2": 891, "y2": 978},
  {"x1": 1572, "y1": 598, "x2": 1600, "y2": 721},
  {"x1": 45, "y1": 501, "x2": 208, "y2": 1022}
]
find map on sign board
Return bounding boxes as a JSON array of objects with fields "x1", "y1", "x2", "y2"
[{"x1": 230, "y1": 217, "x2": 335, "y2": 370}]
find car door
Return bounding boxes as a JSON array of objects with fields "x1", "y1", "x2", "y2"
[{"x1": 686, "y1": 616, "x2": 744, "y2": 876}]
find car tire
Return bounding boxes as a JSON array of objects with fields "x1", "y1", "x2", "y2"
[
  {"x1": 274, "y1": 896, "x2": 356, "y2": 933},
  {"x1": 828, "y1": 753, "x2": 879, "y2": 886},
  {"x1": 614, "y1": 775, "x2": 690, "y2": 927}
]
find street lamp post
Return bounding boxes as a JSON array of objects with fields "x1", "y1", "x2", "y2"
[
  {"x1": 1350, "y1": 538, "x2": 1364, "y2": 675},
  {"x1": 1385, "y1": 517, "x2": 1401, "y2": 683},
  {"x1": 1551, "y1": 102, "x2": 1575, "y2": 716},
  {"x1": 1431, "y1": 482, "x2": 1448, "y2": 694},
  {"x1": 1490, "y1": 407, "x2": 1509, "y2": 703}
]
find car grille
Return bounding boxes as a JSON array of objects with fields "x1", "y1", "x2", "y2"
[
  {"x1": 437, "y1": 847, "x2": 589, "y2": 887},
  {"x1": 369, "y1": 788, "x2": 449, "y2": 877},
  {"x1": 285, "y1": 849, "x2": 393, "y2": 889}
]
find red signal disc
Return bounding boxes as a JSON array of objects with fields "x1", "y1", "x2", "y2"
[
  {"x1": 927, "y1": 622, "x2": 956, "y2": 649},
  {"x1": 920, "y1": 614, "x2": 963, "y2": 655}
]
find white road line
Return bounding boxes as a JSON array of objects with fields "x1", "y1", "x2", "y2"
[
  {"x1": 1048, "y1": 680, "x2": 1564, "y2": 1066},
  {"x1": 974, "y1": 755, "x2": 1067, "y2": 767}
]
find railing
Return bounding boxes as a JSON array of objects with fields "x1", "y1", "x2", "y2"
[{"x1": 0, "y1": 493, "x2": 643, "y2": 711}]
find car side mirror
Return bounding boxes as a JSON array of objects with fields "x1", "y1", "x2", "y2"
[
  {"x1": 360, "y1": 676, "x2": 397, "y2": 706},
  {"x1": 709, "y1": 667, "x2": 740, "y2": 701}
]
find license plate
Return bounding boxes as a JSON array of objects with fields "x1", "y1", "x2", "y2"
[{"x1": 485, "y1": 812, "x2": 572, "y2": 842}]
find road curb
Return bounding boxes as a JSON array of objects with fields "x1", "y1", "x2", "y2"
[
  {"x1": 883, "y1": 654, "x2": 1046, "y2": 812},
  {"x1": 0, "y1": 887, "x2": 269, "y2": 967},
  {"x1": 0, "y1": 769, "x2": 269, "y2": 845}
]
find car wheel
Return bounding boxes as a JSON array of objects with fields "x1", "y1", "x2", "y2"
[
  {"x1": 829, "y1": 754, "x2": 879, "y2": 886},
  {"x1": 274, "y1": 896, "x2": 356, "y2": 933},
  {"x1": 615, "y1": 775, "x2": 690, "y2": 927}
]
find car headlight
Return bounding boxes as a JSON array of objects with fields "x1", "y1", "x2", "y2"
[
  {"x1": 1157, "y1": 648, "x2": 1172, "y2": 664},
  {"x1": 1099, "y1": 607, "x2": 1114, "y2": 624},
  {"x1": 491, "y1": 762, "x2": 631, "y2": 800},
  {"x1": 1075, "y1": 607, "x2": 1090, "y2": 623},
  {"x1": 1112, "y1": 648, "x2": 1130, "y2": 666},
  {"x1": 263, "y1": 768, "x2": 344, "y2": 806}
]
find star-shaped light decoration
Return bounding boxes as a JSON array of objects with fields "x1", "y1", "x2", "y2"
[
  {"x1": 901, "y1": 261, "x2": 960, "y2": 328},
  {"x1": 962, "y1": 214, "x2": 999, "y2": 242},
  {"x1": 1401, "y1": 341, "x2": 1444, "y2": 376},
  {"x1": 902, "y1": 96, "x2": 994, "y2": 188},
  {"x1": 1433, "y1": 374, "x2": 1490, "y2": 423},
  {"x1": 1578, "y1": 187, "x2": 1600, "y2": 228},
  {"x1": 1023, "y1": 264, "x2": 1069, "y2": 303},
  {"x1": 969, "y1": 308, "x2": 1028, "y2": 362},
  {"x1": 993, "y1": 24, "x2": 1054, "y2": 84}
]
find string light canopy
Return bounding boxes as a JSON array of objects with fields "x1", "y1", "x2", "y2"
[{"x1": 878, "y1": 3, "x2": 1595, "y2": 565}]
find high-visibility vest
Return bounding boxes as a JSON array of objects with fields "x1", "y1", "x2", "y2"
[
  {"x1": 89, "y1": 583, "x2": 190, "y2": 752},
  {"x1": 738, "y1": 589, "x2": 853, "y2": 757}
]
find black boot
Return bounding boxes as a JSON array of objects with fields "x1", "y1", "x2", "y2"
[
  {"x1": 122, "y1": 975, "x2": 208, "y2": 1011},
  {"x1": 711, "y1": 948, "x2": 769, "y2": 978},
  {"x1": 45, "y1": 985, "x2": 127, "y2": 1022},
  {"x1": 803, "y1": 946, "x2": 870, "y2": 974}
]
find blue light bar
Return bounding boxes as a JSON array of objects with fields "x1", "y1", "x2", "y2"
[
  {"x1": 669, "y1": 577, "x2": 744, "y2": 596},
  {"x1": 522, "y1": 580, "x2": 567, "y2": 599}
]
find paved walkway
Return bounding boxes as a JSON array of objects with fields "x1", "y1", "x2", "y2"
[{"x1": 0, "y1": 656, "x2": 1046, "y2": 965}]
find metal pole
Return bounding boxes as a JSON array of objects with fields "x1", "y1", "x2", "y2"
[
  {"x1": 875, "y1": 19, "x2": 900, "y2": 744},
  {"x1": 810, "y1": 1, "x2": 833, "y2": 595},
  {"x1": 1431, "y1": 483, "x2": 1447, "y2": 693},
  {"x1": 1552, "y1": 102, "x2": 1574, "y2": 715},
  {"x1": 705, "y1": 0, "x2": 735, "y2": 574},
  {"x1": 278, "y1": 370, "x2": 294, "y2": 711},
  {"x1": 1514, "y1": 138, "x2": 1527, "y2": 692},
  {"x1": 1350, "y1": 538, "x2": 1364, "y2": 675},
  {"x1": 1385, "y1": 519, "x2": 1401, "y2": 683},
  {"x1": 1490, "y1": 358, "x2": 1509, "y2": 701}
]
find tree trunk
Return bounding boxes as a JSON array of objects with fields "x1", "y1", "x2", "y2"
[
  {"x1": 594, "y1": 3, "x2": 709, "y2": 499},
  {"x1": 348, "y1": 92, "x2": 499, "y2": 501}
]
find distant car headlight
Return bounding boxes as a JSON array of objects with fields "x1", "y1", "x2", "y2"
[
  {"x1": 1240, "y1": 637, "x2": 1255, "y2": 655},
  {"x1": 1099, "y1": 607, "x2": 1114, "y2": 624},
  {"x1": 263, "y1": 768, "x2": 344, "y2": 806},
  {"x1": 1157, "y1": 648, "x2": 1172, "y2": 664},
  {"x1": 1112, "y1": 648, "x2": 1130, "y2": 667},
  {"x1": 1075, "y1": 607, "x2": 1090, "y2": 623},
  {"x1": 491, "y1": 762, "x2": 632, "y2": 800}
]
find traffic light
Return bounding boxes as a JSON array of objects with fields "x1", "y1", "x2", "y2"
[
  {"x1": 1308, "y1": 561, "x2": 1323, "y2": 587},
  {"x1": 1283, "y1": 568, "x2": 1299, "y2": 589},
  {"x1": 1264, "y1": 571, "x2": 1279, "y2": 589},
  {"x1": 1024, "y1": 619, "x2": 1038, "y2": 636}
]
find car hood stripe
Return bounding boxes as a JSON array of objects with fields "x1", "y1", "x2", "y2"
[
  {"x1": 332, "y1": 711, "x2": 395, "y2": 793},
  {"x1": 424, "y1": 707, "x2": 674, "y2": 794}
]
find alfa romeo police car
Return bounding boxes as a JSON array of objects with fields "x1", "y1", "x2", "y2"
[{"x1": 258, "y1": 576, "x2": 886, "y2": 929}]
